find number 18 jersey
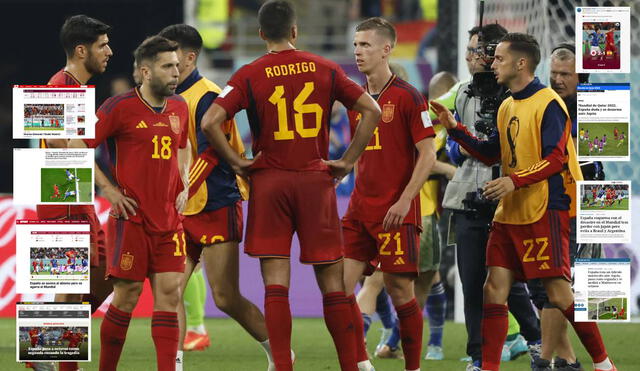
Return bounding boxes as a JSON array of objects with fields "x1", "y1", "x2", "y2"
[
  {"x1": 83, "y1": 87, "x2": 189, "y2": 234},
  {"x1": 214, "y1": 49, "x2": 364, "y2": 171}
]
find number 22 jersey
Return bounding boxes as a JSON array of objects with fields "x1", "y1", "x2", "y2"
[
  {"x1": 83, "y1": 87, "x2": 189, "y2": 234},
  {"x1": 214, "y1": 49, "x2": 364, "y2": 171}
]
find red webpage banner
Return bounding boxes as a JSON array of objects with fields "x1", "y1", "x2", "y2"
[{"x1": 0, "y1": 196, "x2": 154, "y2": 317}]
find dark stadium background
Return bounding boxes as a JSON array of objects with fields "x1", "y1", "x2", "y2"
[{"x1": 0, "y1": 0, "x2": 185, "y2": 194}]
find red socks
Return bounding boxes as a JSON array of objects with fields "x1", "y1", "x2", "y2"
[
  {"x1": 323, "y1": 292, "x2": 358, "y2": 370},
  {"x1": 265, "y1": 285, "x2": 293, "y2": 371},
  {"x1": 151, "y1": 311, "x2": 179, "y2": 371},
  {"x1": 481, "y1": 304, "x2": 508, "y2": 371},
  {"x1": 58, "y1": 362, "x2": 78, "y2": 371},
  {"x1": 99, "y1": 304, "x2": 131, "y2": 371},
  {"x1": 395, "y1": 299, "x2": 423, "y2": 371},
  {"x1": 562, "y1": 304, "x2": 608, "y2": 363},
  {"x1": 348, "y1": 294, "x2": 369, "y2": 363}
]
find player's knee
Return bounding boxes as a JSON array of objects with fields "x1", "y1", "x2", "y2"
[
  {"x1": 113, "y1": 284, "x2": 143, "y2": 312},
  {"x1": 483, "y1": 279, "x2": 506, "y2": 304},
  {"x1": 212, "y1": 288, "x2": 240, "y2": 313}
]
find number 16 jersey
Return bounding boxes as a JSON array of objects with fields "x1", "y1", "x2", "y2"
[
  {"x1": 83, "y1": 87, "x2": 189, "y2": 234},
  {"x1": 214, "y1": 49, "x2": 364, "y2": 171}
]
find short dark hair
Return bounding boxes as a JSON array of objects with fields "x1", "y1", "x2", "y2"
[
  {"x1": 258, "y1": 0, "x2": 296, "y2": 41},
  {"x1": 157, "y1": 24, "x2": 203, "y2": 54},
  {"x1": 500, "y1": 32, "x2": 541, "y2": 72},
  {"x1": 356, "y1": 17, "x2": 397, "y2": 46},
  {"x1": 60, "y1": 15, "x2": 111, "y2": 57},
  {"x1": 468, "y1": 23, "x2": 508, "y2": 44},
  {"x1": 134, "y1": 36, "x2": 179, "y2": 66}
]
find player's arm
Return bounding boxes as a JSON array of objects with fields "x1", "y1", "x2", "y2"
[
  {"x1": 483, "y1": 101, "x2": 569, "y2": 201},
  {"x1": 176, "y1": 141, "x2": 190, "y2": 213},
  {"x1": 44, "y1": 139, "x2": 69, "y2": 148},
  {"x1": 200, "y1": 103, "x2": 252, "y2": 177},
  {"x1": 430, "y1": 159, "x2": 456, "y2": 179},
  {"x1": 325, "y1": 92, "x2": 380, "y2": 178},
  {"x1": 431, "y1": 100, "x2": 500, "y2": 165},
  {"x1": 383, "y1": 137, "x2": 436, "y2": 231},
  {"x1": 68, "y1": 142, "x2": 138, "y2": 219}
]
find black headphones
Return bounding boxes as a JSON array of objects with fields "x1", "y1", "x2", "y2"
[{"x1": 551, "y1": 43, "x2": 590, "y2": 83}]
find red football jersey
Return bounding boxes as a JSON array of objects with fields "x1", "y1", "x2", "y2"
[
  {"x1": 215, "y1": 49, "x2": 364, "y2": 171},
  {"x1": 344, "y1": 75, "x2": 434, "y2": 225},
  {"x1": 606, "y1": 30, "x2": 614, "y2": 44},
  {"x1": 37, "y1": 68, "x2": 95, "y2": 220},
  {"x1": 84, "y1": 87, "x2": 189, "y2": 234}
]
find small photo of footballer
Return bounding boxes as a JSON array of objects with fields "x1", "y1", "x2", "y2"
[
  {"x1": 40, "y1": 167, "x2": 92, "y2": 203},
  {"x1": 580, "y1": 183, "x2": 629, "y2": 211},
  {"x1": 577, "y1": 122, "x2": 629, "y2": 159},
  {"x1": 29, "y1": 247, "x2": 89, "y2": 276},
  {"x1": 582, "y1": 21, "x2": 621, "y2": 70},
  {"x1": 18, "y1": 326, "x2": 89, "y2": 361},
  {"x1": 23, "y1": 103, "x2": 64, "y2": 131},
  {"x1": 587, "y1": 297, "x2": 628, "y2": 320}
]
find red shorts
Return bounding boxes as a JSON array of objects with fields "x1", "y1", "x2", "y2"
[
  {"x1": 183, "y1": 201, "x2": 243, "y2": 264},
  {"x1": 342, "y1": 218, "x2": 420, "y2": 274},
  {"x1": 486, "y1": 209, "x2": 571, "y2": 281},
  {"x1": 245, "y1": 169, "x2": 343, "y2": 264},
  {"x1": 107, "y1": 218, "x2": 185, "y2": 281},
  {"x1": 44, "y1": 211, "x2": 106, "y2": 268}
]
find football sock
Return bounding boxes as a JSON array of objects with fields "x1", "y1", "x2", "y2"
[
  {"x1": 376, "y1": 289, "x2": 396, "y2": 329},
  {"x1": 426, "y1": 280, "x2": 446, "y2": 346},
  {"x1": 481, "y1": 304, "x2": 508, "y2": 371},
  {"x1": 385, "y1": 322, "x2": 401, "y2": 349},
  {"x1": 175, "y1": 350, "x2": 183, "y2": 371},
  {"x1": 151, "y1": 311, "x2": 179, "y2": 371},
  {"x1": 264, "y1": 285, "x2": 293, "y2": 371},
  {"x1": 348, "y1": 295, "x2": 370, "y2": 363},
  {"x1": 58, "y1": 362, "x2": 78, "y2": 371},
  {"x1": 362, "y1": 313, "x2": 372, "y2": 335},
  {"x1": 593, "y1": 358, "x2": 614, "y2": 370},
  {"x1": 100, "y1": 304, "x2": 131, "y2": 371},
  {"x1": 395, "y1": 299, "x2": 423, "y2": 370},
  {"x1": 259, "y1": 339, "x2": 275, "y2": 364},
  {"x1": 184, "y1": 270, "x2": 206, "y2": 332},
  {"x1": 506, "y1": 311, "x2": 520, "y2": 341},
  {"x1": 562, "y1": 304, "x2": 608, "y2": 363},
  {"x1": 323, "y1": 292, "x2": 358, "y2": 371}
]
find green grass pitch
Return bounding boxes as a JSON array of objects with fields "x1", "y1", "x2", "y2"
[
  {"x1": 24, "y1": 126, "x2": 64, "y2": 131},
  {"x1": 578, "y1": 122, "x2": 629, "y2": 157},
  {"x1": 2, "y1": 318, "x2": 639, "y2": 370},
  {"x1": 581, "y1": 196, "x2": 629, "y2": 211},
  {"x1": 40, "y1": 168, "x2": 92, "y2": 203}
]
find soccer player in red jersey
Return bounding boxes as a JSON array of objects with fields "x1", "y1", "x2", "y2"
[
  {"x1": 342, "y1": 18, "x2": 436, "y2": 371},
  {"x1": 50, "y1": 184, "x2": 60, "y2": 199},
  {"x1": 69, "y1": 36, "x2": 189, "y2": 371},
  {"x1": 201, "y1": 2, "x2": 380, "y2": 370},
  {"x1": 158, "y1": 24, "x2": 277, "y2": 369},
  {"x1": 40, "y1": 21, "x2": 114, "y2": 371},
  {"x1": 29, "y1": 328, "x2": 40, "y2": 348},
  {"x1": 604, "y1": 25, "x2": 617, "y2": 57}
]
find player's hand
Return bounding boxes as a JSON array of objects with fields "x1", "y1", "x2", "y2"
[
  {"x1": 175, "y1": 189, "x2": 188, "y2": 214},
  {"x1": 232, "y1": 152, "x2": 261, "y2": 179},
  {"x1": 430, "y1": 100, "x2": 457, "y2": 130},
  {"x1": 383, "y1": 197, "x2": 411, "y2": 231},
  {"x1": 482, "y1": 176, "x2": 515, "y2": 201},
  {"x1": 323, "y1": 159, "x2": 354, "y2": 182},
  {"x1": 103, "y1": 185, "x2": 137, "y2": 219}
]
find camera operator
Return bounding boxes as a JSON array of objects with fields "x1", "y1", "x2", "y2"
[
  {"x1": 440, "y1": 24, "x2": 541, "y2": 370},
  {"x1": 526, "y1": 43, "x2": 606, "y2": 371}
]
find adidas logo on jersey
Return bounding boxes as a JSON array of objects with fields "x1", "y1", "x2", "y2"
[
  {"x1": 136, "y1": 121, "x2": 148, "y2": 128},
  {"x1": 393, "y1": 257, "x2": 405, "y2": 265},
  {"x1": 539, "y1": 262, "x2": 550, "y2": 270}
]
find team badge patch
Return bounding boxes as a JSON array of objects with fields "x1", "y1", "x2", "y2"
[
  {"x1": 382, "y1": 104, "x2": 395, "y2": 123},
  {"x1": 120, "y1": 252, "x2": 134, "y2": 271},
  {"x1": 169, "y1": 115, "x2": 180, "y2": 134}
]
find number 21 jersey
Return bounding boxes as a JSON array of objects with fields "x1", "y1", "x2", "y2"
[
  {"x1": 83, "y1": 87, "x2": 189, "y2": 234},
  {"x1": 215, "y1": 49, "x2": 364, "y2": 171}
]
